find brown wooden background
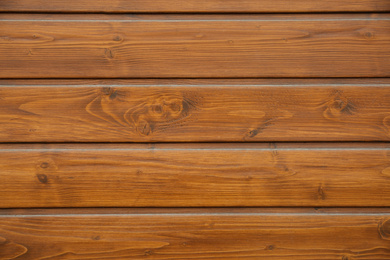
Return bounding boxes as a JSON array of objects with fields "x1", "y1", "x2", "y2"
[{"x1": 1, "y1": 1, "x2": 390, "y2": 259}]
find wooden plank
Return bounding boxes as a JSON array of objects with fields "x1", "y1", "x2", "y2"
[
  {"x1": 1, "y1": 14, "x2": 389, "y2": 78},
  {"x1": 1, "y1": 143, "x2": 390, "y2": 208},
  {"x1": 3, "y1": 207, "x2": 390, "y2": 215},
  {"x1": 1, "y1": 0, "x2": 389, "y2": 13},
  {"x1": 0, "y1": 209, "x2": 389, "y2": 259},
  {"x1": 1, "y1": 79, "x2": 390, "y2": 142},
  {"x1": 2, "y1": 78, "x2": 390, "y2": 85}
]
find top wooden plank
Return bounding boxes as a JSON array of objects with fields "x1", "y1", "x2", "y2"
[
  {"x1": 1, "y1": 0, "x2": 390, "y2": 13},
  {"x1": 1, "y1": 14, "x2": 390, "y2": 78}
]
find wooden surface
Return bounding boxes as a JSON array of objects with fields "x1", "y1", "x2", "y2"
[
  {"x1": 1, "y1": 143, "x2": 390, "y2": 208},
  {"x1": 1, "y1": 208, "x2": 390, "y2": 259},
  {"x1": 1, "y1": 14, "x2": 390, "y2": 78},
  {"x1": 1, "y1": 79, "x2": 390, "y2": 142},
  {"x1": 1, "y1": 2, "x2": 390, "y2": 258},
  {"x1": 1, "y1": 0, "x2": 389, "y2": 13}
]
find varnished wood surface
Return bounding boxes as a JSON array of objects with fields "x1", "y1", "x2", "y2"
[
  {"x1": 1, "y1": 14, "x2": 390, "y2": 78},
  {"x1": 1, "y1": 2, "x2": 390, "y2": 258},
  {"x1": 1, "y1": 209, "x2": 390, "y2": 259},
  {"x1": 4, "y1": 207, "x2": 390, "y2": 216},
  {"x1": 1, "y1": 0, "x2": 389, "y2": 13},
  {"x1": 1, "y1": 79, "x2": 390, "y2": 142},
  {"x1": 1, "y1": 143, "x2": 390, "y2": 208}
]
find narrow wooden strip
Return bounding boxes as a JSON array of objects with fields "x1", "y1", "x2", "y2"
[
  {"x1": 2, "y1": 207, "x2": 390, "y2": 216},
  {"x1": 1, "y1": 142, "x2": 389, "y2": 150},
  {"x1": 1, "y1": 14, "x2": 389, "y2": 78},
  {"x1": 0, "y1": 210, "x2": 389, "y2": 259},
  {"x1": 3, "y1": 13, "x2": 389, "y2": 21},
  {"x1": 0, "y1": 0, "x2": 389, "y2": 13},
  {"x1": 1, "y1": 143, "x2": 390, "y2": 208},
  {"x1": 1, "y1": 80, "x2": 390, "y2": 142},
  {"x1": 1, "y1": 78, "x2": 390, "y2": 86}
]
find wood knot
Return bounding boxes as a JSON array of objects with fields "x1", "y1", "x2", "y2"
[
  {"x1": 40, "y1": 162, "x2": 49, "y2": 169},
  {"x1": 248, "y1": 129, "x2": 259, "y2": 138},
  {"x1": 364, "y1": 31, "x2": 374, "y2": 39},
  {"x1": 266, "y1": 245, "x2": 274, "y2": 250},
  {"x1": 86, "y1": 91, "x2": 201, "y2": 137},
  {"x1": 321, "y1": 90, "x2": 357, "y2": 120},
  {"x1": 125, "y1": 93, "x2": 201, "y2": 136},
  {"x1": 102, "y1": 87, "x2": 111, "y2": 95},
  {"x1": 137, "y1": 119, "x2": 153, "y2": 136},
  {"x1": 36, "y1": 174, "x2": 48, "y2": 184},
  {"x1": 144, "y1": 249, "x2": 153, "y2": 256},
  {"x1": 317, "y1": 184, "x2": 326, "y2": 200},
  {"x1": 342, "y1": 255, "x2": 350, "y2": 260},
  {"x1": 378, "y1": 218, "x2": 390, "y2": 240},
  {"x1": 244, "y1": 119, "x2": 274, "y2": 139},
  {"x1": 113, "y1": 35, "x2": 123, "y2": 41},
  {"x1": 104, "y1": 48, "x2": 114, "y2": 59},
  {"x1": 36, "y1": 159, "x2": 57, "y2": 171},
  {"x1": 92, "y1": 235, "x2": 101, "y2": 240},
  {"x1": 101, "y1": 87, "x2": 118, "y2": 100}
]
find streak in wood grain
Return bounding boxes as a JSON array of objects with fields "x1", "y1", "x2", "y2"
[
  {"x1": 85, "y1": 87, "x2": 202, "y2": 136},
  {"x1": 269, "y1": 143, "x2": 297, "y2": 178},
  {"x1": 0, "y1": 236, "x2": 27, "y2": 260},
  {"x1": 379, "y1": 218, "x2": 390, "y2": 240},
  {"x1": 382, "y1": 166, "x2": 390, "y2": 179},
  {"x1": 383, "y1": 115, "x2": 390, "y2": 135}
]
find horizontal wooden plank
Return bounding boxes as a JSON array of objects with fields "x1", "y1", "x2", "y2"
[
  {"x1": 1, "y1": 209, "x2": 390, "y2": 259},
  {"x1": 4, "y1": 207, "x2": 390, "y2": 215},
  {"x1": 2, "y1": 78, "x2": 390, "y2": 85},
  {"x1": 1, "y1": 14, "x2": 389, "y2": 78},
  {"x1": 1, "y1": 0, "x2": 389, "y2": 13},
  {"x1": 1, "y1": 143, "x2": 390, "y2": 208},
  {"x1": 1, "y1": 79, "x2": 390, "y2": 142}
]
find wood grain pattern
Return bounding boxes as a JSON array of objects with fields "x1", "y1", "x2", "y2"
[
  {"x1": 1, "y1": 209, "x2": 390, "y2": 259},
  {"x1": 2, "y1": 1, "x2": 390, "y2": 258},
  {"x1": 1, "y1": 143, "x2": 390, "y2": 208},
  {"x1": 1, "y1": 0, "x2": 389, "y2": 13},
  {"x1": 1, "y1": 14, "x2": 390, "y2": 78},
  {"x1": 4, "y1": 207, "x2": 390, "y2": 215},
  {"x1": 1, "y1": 79, "x2": 390, "y2": 142}
]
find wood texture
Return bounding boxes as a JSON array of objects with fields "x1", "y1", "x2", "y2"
[
  {"x1": 1, "y1": 143, "x2": 390, "y2": 208},
  {"x1": 2, "y1": 1, "x2": 390, "y2": 258},
  {"x1": 1, "y1": 14, "x2": 390, "y2": 78},
  {"x1": 1, "y1": 79, "x2": 390, "y2": 142},
  {"x1": 1, "y1": 0, "x2": 389, "y2": 13},
  {"x1": 4, "y1": 207, "x2": 390, "y2": 215},
  {"x1": 1, "y1": 209, "x2": 390, "y2": 259}
]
